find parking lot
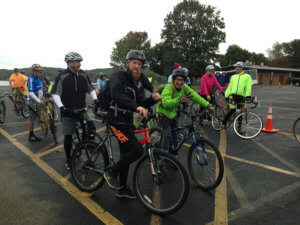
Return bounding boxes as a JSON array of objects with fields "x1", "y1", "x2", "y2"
[{"x1": 0, "y1": 86, "x2": 299, "y2": 225}]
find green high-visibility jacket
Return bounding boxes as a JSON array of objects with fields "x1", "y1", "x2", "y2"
[
  {"x1": 225, "y1": 71, "x2": 252, "y2": 98},
  {"x1": 156, "y1": 83, "x2": 209, "y2": 119}
]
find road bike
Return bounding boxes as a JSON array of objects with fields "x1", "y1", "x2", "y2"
[
  {"x1": 211, "y1": 96, "x2": 263, "y2": 139},
  {"x1": 293, "y1": 118, "x2": 300, "y2": 144},
  {"x1": 149, "y1": 109, "x2": 224, "y2": 190},
  {"x1": 70, "y1": 110, "x2": 189, "y2": 215}
]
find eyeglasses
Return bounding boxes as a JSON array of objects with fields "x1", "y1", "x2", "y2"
[{"x1": 175, "y1": 78, "x2": 185, "y2": 82}]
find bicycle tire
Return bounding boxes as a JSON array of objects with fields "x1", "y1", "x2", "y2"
[
  {"x1": 40, "y1": 110, "x2": 48, "y2": 136},
  {"x1": 0, "y1": 100, "x2": 6, "y2": 123},
  {"x1": 15, "y1": 93, "x2": 23, "y2": 115},
  {"x1": 188, "y1": 140, "x2": 224, "y2": 190},
  {"x1": 211, "y1": 105, "x2": 224, "y2": 131},
  {"x1": 49, "y1": 115, "x2": 57, "y2": 144},
  {"x1": 233, "y1": 111, "x2": 262, "y2": 139},
  {"x1": 21, "y1": 98, "x2": 29, "y2": 118},
  {"x1": 293, "y1": 118, "x2": 300, "y2": 144},
  {"x1": 149, "y1": 127, "x2": 162, "y2": 148},
  {"x1": 71, "y1": 140, "x2": 109, "y2": 192},
  {"x1": 133, "y1": 150, "x2": 189, "y2": 215}
]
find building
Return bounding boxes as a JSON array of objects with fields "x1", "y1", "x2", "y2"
[{"x1": 221, "y1": 64, "x2": 300, "y2": 85}]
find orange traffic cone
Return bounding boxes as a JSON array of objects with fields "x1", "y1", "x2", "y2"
[
  {"x1": 278, "y1": 82, "x2": 281, "y2": 88},
  {"x1": 262, "y1": 104, "x2": 279, "y2": 133},
  {"x1": 290, "y1": 82, "x2": 293, "y2": 88}
]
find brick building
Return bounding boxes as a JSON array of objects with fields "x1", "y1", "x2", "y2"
[{"x1": 221, "y1": 65, "x2": 300, "y2": 85}]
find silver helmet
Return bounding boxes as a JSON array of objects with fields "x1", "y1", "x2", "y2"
[
  {"x1": 32, "y1": 64, "x2": 43, "y2": 71},
  {"x1": 64, "y1": 52, "x2": 83, "y2": 63},
  {"x1": 206, "y1": 65, "x2": 215, "y2": 71},
  {"x1": 233, "y1": 61, "x2": 245, "y2": 68}
]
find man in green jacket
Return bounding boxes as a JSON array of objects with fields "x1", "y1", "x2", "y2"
[
  {"x1": 156, "y1": 68, "x2": 210, "y2": 155},
  {"x1": 222, "y1": 61, "x2": 252, "y2": 130}
]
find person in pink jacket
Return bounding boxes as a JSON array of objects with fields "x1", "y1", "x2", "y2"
[{"x1": 200, "y1": 65, "x2": 223, "y2": 102}]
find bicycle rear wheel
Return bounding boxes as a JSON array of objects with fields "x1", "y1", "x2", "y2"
[
  {"x1": 0, "y1": 100, "x2": 6, "y2": 123},
  {"x1": 21, "y1": 99, "x2": 29, "y2": 118},
  {"x1": 188, "y1": 140, "x2": 224, "y2": 190},
  {"x1": 133, "y1": 150, "x2": 189, "y2": 215},
  {"x1": 293, "y1": 118, "x2": 300, "y2": 144},
  {"x1": 40, "y1": 110, "x2": 48, "y2": 136},
  {"x1": 71, "y1": 140, "x2": 108, "y2": 192},
  {"x1": 211, "y1": 105, "x2": 224, "y2": 131},
  {"x1": 15, "y1": 93, "x2": 23, "y2": 115},
  {"x1": 233, "y1": 111, "x2": 262, "y2": 139}
]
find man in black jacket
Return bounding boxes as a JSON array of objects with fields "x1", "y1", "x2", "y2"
[
  {"x1": 104, "y1": 50, "x2": 161, "y2": 198},
  {"x1": 51, "y1": 52, "x2": 98, "y2": 170}
]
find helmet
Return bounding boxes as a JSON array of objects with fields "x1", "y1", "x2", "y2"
[
  {"x1": 99, "y1": 72, "x2": 107, "y2": 77},
  {"x1": 126, "y1": 50, "x2": 145, "y2": 64},
  {"x1": 234, "y1": 61, "x2": 245, "y2": 68},
  {"x1": 64, "y1": 52, "x2": 83, "y2": 63},
  {"x1": 206, "y1": 65, "x2": 215, "y2": 71},
  {"x1": 58, "y1": 68, "x2": 62, "y2": 72},
  {"x1": 32, "y1": 64, "x2": 43, "y2": 71},
  {"x1": 172, "y1": 68, "x2": 187, "y2": 80},
  {"x1": 173, "y1": 63, "x2": 182, "y2": 70},
  {"x1": 182, "y1": 67, "x2": 189, "y2": 75}
]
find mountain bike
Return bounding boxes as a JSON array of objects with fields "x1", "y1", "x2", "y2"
[
  {"x1": 293, "y1": 118, "x2": 300, "y2": 144},
  {"x1": 149, "y1": 109, "x2": 224, "y2": 190},
  {"x1": 0, "y1": 93, "x2": 6, "y2": 123},
  {"x1": 211, "y1": 96, "x2": 262, "y2": 139},
  {"x1": 70, "y1": 110, "x2": 189, "y2": 215},
  {"x1": 7, "y1": 88, "x2": 29, "y2": 118}
]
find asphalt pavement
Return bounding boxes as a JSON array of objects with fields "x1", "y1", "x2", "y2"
[{"x1": 0, "y1": 85, "x2": 299, "y2": 225}]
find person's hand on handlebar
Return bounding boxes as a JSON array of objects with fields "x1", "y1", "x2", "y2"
[
  {"x1": 137, "y1": 106, "x2": 147, "y2": 118},
  {"x1": 152, "y1": 92, "x2": 163, "y2": 101},
  {"x1": 38, "y1": 100, "x2": 44, "y2": 105},
  {"x1": 245, "y1": 96, "x2": 252, "y2": 103},
  {"x1": 207, "y1": 95, "x2": 211, "y2": 102}
]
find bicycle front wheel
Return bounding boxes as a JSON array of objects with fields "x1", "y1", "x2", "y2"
[
  {"x1": 149, "y1": 127, "x2": 162, "y2": 148},
  {"x1": 293, "y1": 118, "x2": 300, "y2": 144},
  {"x1": 233, "y1": 111, "x2": 262, "y2": 139},
  {"x1": 133, "y1": 151, "x2": 189, "y2": 215},
  {"x1": 188, "y1": 140, "x2": 224, "y2": 190},
  {"x1": 40, "y1": 110, "x2": 48, "y2": 135},
  {"x1": 21, "y1": 99, "x2": 29, "y2": 118},
  {"x1": 211, "y1": 105, "x2": 224, "y2": 131},
  {"x1": 71, "y1": 140, "x2": 108, "y2": 192},
  {"x1": 0, "y1": 100, "x2": 6, "y2": 123}
]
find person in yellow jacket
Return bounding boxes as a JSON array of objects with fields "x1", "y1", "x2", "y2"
[{"x1": 222, "y1": 61, "x2": 252, "y2": 131}]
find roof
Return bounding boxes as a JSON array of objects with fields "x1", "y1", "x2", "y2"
[{"x1": 222, "y1": 65, "x2": 300, "y2": 73}]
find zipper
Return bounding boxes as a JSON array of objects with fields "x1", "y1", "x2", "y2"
[
  {"x1": 236, "y1": 73, "x2": 241, "y2": 95},
  {"x1": 74, "y1": 72, "x2": 78, "y2": 92}
]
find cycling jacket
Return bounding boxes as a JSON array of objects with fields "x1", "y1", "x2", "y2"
[
  {"x1": 27, "y1": 75, "x2": 43, "y2": 102},
  {"x1": 200, "y1": 73, "x2": 223, "y2": 96},
  {"x1": 225, "y1": 71, "x2": 252, "y2": 98},
  {"x1": 156, "y1": 83, "x2": 209, "y2": 119}
]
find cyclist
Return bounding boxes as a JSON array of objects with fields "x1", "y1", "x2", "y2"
[
  {"x1": 104, "y1": 50, "x2": 161, "y2": 198},
  {"x1": 156, "y1": 68, "x2": 211, "y2": 156},
  {"x1": 200, "y1": 65, "x2": 223, "y2": 101},
  {"x1": 9, "y1": 68, "x2": 27, "y2": 102},
  {"x1": 27, "y1": 64, "x2": 44, "y2": 141},
  {"x1": 222, "y1": 61, "x2": 252, "y2": 131},
  {"x1": 51, "y1": 52, "x2": 99, "y2": 170},
  {"x1": 96, "y1": 72, "x2": 108, "y2": 94}
]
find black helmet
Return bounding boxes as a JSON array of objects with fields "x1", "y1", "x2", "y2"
[
  {"x1": 126, "y1": 50, "x2": 145, "y2": 64},
  {"x1": 172, "y1": 68, "x2": 187, "y2": 80}
]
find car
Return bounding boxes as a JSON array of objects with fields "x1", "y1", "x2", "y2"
[{"x1": 291, "y1": 77, "x2": 300, "y2": 86}]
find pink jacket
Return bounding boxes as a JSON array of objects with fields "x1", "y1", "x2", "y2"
[{"x1": 200, "y1": 73, "x2": 223, "y2": 96}]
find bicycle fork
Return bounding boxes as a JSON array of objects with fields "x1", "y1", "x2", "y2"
[
  {"x1": 194, "y1": 135, "x2": 208, "y2": 166},
  {"x1": 147, "y1": 148, "x2": 162, "y2": 185}
]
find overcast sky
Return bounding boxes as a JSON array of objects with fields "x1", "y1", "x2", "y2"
[{"x1": 1, "y1": 0, "x2": 299, "y2": 70}]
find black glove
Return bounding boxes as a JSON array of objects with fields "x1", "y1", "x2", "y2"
[
  {"x1": 59, "y1": 106, "x2": 72, "y2": 117},
  {"x1": 245, "y1": 96, "x2": 252, "y2": 102}
]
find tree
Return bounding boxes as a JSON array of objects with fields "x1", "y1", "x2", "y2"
[
  {"x1": 266, "y1": 42, "x2": 288, "y2": 60},
  {"x1": 110, "y1": 31, "x2": 151, "y2": 68},
  {"x1": 285, "y1": 39, "x2": 300, "y2": 68},
  {"x1": 267, "y1": 58, "x2": 291, "y2": 68},
  {"x1": 151, "y1": 0, "x2": 225, "y2": 78}
]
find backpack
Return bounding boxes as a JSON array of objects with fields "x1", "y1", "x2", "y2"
[{"x1": 97, "y1": 80, "x2": 111, "y2": 111}]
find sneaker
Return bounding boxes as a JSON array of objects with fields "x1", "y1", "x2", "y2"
[
  {"x1": 66, "y1": 159, "x2": 71, "y2": 170},
  {"x1": 116, "y1": 186, "x2": 136, "y2": 199},
  {"x1": 28, "y1": 134, "x2": 42, "y2": 141},
  {"x1": 104, "y1": 167, "x2": 121, "y2": 190}
]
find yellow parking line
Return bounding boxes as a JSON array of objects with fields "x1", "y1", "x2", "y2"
[
  {"x1": 214, "y1": 130, "x2": 228, "y2": 225},
  {"x1": 35, "y1": 144, "x2": 63, "y2": 158},
  {"x1": 150, "y1": 185, "x2": 161, "y2": 225},
  {"x1": 0, "y1": 127, "x2": 123, "y2": 225},
  {"x1": 12, "y1": 122, "x2": 61, "y2": 137},
  {"x1": 2, "y1": 121, "x2": 29, "y2": 125}
]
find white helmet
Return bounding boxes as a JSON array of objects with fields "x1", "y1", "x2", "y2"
[
  {"x1": 64, "y1": 52, "x2": 83, "y2": 63},
  {"x1": 206, "y1": 65, "x2": 215, "y2": 71},
  {"x1": 234, "y1": 61, "x2": 245, "y2": 68}
]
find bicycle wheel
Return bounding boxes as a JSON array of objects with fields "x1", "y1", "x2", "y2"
[
  {"x1": 21, "y1": 100, "x2": 29, "y2": 118},
  {"x1": 149, "y1": 127, "x2": 162, "y2": 148},
  {"x1": 49, "y1": 103, "x2": 59, "y2": 120},
  {"x1": 71, "y1": 140, "x2": 109, "y2": 192},
  {"x1": 49, "y1": 115, "x2": 57, "y2": 144},
  {"x1": 0, "y1": 100, "x2": 6, "y2": 123},
  {"x1": 188, "y1": 139, "x2": 224, "y2": 190},
  {"x1": 40, "y1": 110, "x2": 48, "y2": 136},
  {"x1": 15, "y1": 93, "x2": 23, "y2": 115},
  {"x1": 293, "y1": 118, "x2": 300, "y2": 144},
  {"x1": 211, "y1": 105, "x2": 224, "y2": 131},
  {"x1": 233, "y1": 111, "x2": 262, "y2": 139},
  {"x1": 133, "y1": 150, "x2": 189, "y2": 215}
]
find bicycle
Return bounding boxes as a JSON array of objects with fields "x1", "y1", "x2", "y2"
[
  {"x1": 211, "y1": 96, "x2": 263, "y2": 139},
  {"x1": 28, "y1": 97, "x2": 57, "y2": 144},
  {"x1": 0, "y1": 93, "x2": 6, "y2": 123},
  {"x1": 70, "y1": 110, "x2": 189, "y2": 215},
  {"x1": 293, "y1": 118, "x2": 300, "y2": 144},
  {"x1": 149, "y1": 109, "x2": 224, "y2": 190},
  {"x1": 7, "y1": 88, "x2": 29, "y2": 118}
]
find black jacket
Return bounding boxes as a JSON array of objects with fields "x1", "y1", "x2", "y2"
[
  {"x1": 51, "y1": 69, "x2": 94, "y2": 110},
  {"x1": 107, "y1": 70, "x2": 155, "y2": 125}
]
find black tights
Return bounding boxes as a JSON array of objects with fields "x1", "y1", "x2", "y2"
[{"x1": 64, "y1": 135, "x2": 72, "y2": 160}]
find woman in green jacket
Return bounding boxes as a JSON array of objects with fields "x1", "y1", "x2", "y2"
[{"x1": 156, "y1": 68, "x2": 210, "y2": 154}]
